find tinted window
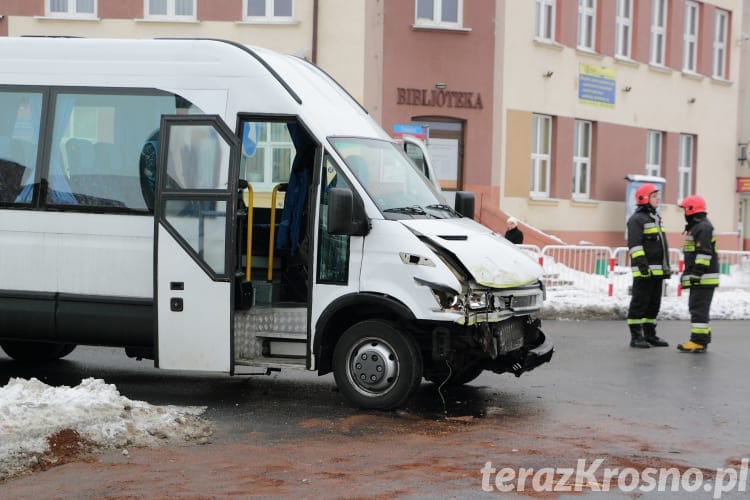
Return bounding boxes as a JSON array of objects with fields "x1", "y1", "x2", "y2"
[
  {"x1": 0, "y1": 91, "x2": 43, "y2": 205},
  {"x1": 46, "y1": 92, "x2": 201, "y2": 210}
]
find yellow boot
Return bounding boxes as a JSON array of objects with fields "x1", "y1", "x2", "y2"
[{"x1": 677, "y1": 341, "x2": 707, "y2": 353}]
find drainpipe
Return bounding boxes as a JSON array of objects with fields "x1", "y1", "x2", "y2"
[{"x1": 311, "y1": 0, "x2": 318, "y2": 64}]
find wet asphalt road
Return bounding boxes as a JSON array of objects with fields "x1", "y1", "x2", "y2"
[{"x1": 1, "y1": 319, "x2": 749, "y2": 498}]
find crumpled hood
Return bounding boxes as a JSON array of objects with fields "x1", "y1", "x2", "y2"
[{"x1": 399, "y1": 218, "x2": 543, "y2": 288}]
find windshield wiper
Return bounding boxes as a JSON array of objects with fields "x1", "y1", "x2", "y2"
[
  {"x1": 383, "y1": 205, "x2": 428, "y2": 216},
  {"x1": 425, "y1": 204, "x2": 458, "y2": 215}
]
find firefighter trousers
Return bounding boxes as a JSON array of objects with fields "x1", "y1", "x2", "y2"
[
  {"x1": 627, "y1": 277, "x2": 663, "y2": 328},
  {"x1": 688, "y1": 286, "x2": 715, "y2": 344}
]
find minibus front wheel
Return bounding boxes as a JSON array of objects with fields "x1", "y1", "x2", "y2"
[{"x1": 333, "y1": 320, "x2": 422, "y2": 410}]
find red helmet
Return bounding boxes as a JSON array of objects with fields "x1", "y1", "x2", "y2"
[
  {"x1": 635, "y1": 183, "x2": 658, "y2": 205},
  {"x1": 679, "y1": 195, "x2": 706, "y2": 215}
]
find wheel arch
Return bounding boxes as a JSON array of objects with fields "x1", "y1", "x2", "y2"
[{"x1": 314, "y1": 292, "x2": 416, "y2": 375}]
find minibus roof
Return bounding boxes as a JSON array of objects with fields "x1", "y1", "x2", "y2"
[{"x1": 0, "y1": 37, "x2": 388, "y2": 141}]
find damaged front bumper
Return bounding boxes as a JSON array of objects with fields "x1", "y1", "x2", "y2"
[
  {"x1": 430, "y1": 316, "x2": 554, "y2": 377},
  {"x1": 480, "y1": 317, "x2": 554, "y2": 376},
  {"x1": 502, "y1": 330, "x2": 554, "y2": 377}
]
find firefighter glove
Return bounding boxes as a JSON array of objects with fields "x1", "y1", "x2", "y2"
[
  {"x1": 690, "y1": 275, "x2": 701, "y2": 285},
  {"x1": 638, "y1": 263, "x2": 650, "y2": 278}
]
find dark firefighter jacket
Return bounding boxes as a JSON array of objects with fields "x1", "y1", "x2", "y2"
[
  {"x1": 681, "y1": 214, "x2": 719, "y2": 288},
  {"x1": 627, "y1": 205, "x2": 671, "y2": 278}
]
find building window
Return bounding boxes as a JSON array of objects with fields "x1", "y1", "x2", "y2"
[
  {"x1": 678, "y1": 134, "x2": 695, "y2": 201},
  {"x1": 683, "y1": 1, "x2": 699, "y2": 73},
  {"x1": 572, "y1": 120, "x2": 592, "y2": 199},
  {"x1": 577, "y1": 0, "x2": 597, "y2": 52},
  {"x1": 144, "y1": 0, "x2": 196, "y2": 21},
  {"x1": 646, "y1": 130, "x2": 662, "y2": 177},
  {"x1": 240, "y1": 121, "x2": 294, "y2": 191},
  {"x1": 650, "y1": 0, "x2": 668, "y2": 66},
  {"x1": 245, "y1": 0, "x2": 293, "y2": 22},
  {"x1": 415, "y1": 0, "x2": 463, "y2": 29},
  {"x1": 535, "y1": 0, "x2": 556, "y2": 42},
  {"x1": 615, "y1": 0, "x2": 633, "y2": 59},
  {"x1": 46, "y1": 0, "x2": 96, "y2": 18},
  {"x1": 530, "y1": 114, "x2": 552, "y2": 198},
  {"x1": 713, "y1": 10, "x2": 729, "y2": 79}
]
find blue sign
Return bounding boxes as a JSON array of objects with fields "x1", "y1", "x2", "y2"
[
  {"x1": 578, "y1": 64, "x2": 616, "y2": 108},
  {"x1": 242, "y1": 122, "x2": 261, "y2": 157},
  {"x1": 393, "y1": 123, "x2": 426, "y2": 137}
]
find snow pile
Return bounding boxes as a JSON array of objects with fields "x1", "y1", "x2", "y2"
[
  {"x1": 540, "y1": 254, "x2": 750, "y2": 321},
  {"x1": 0, "y1": 377, "x2": 211, "y2": 481},
  {"x1": 542, "y1": 287, "x2": 750, "y2": 321}
]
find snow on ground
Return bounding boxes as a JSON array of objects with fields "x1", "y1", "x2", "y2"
[
  {"x1": 542, "y1": 286, "x2": 750, "y2": 321},
  {"x1": 0, "y1": 378, "x2": 212, "y2": 481},
  {"x1": 1, "y1": 278, "x2": 748, "y2": 481}
]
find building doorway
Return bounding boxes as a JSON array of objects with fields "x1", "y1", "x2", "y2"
[{"x1": 411, "y1": 117, "x2": 464, "y2": 191}]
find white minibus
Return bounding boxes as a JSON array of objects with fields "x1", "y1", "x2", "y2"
[{"x1": 0, "y1": 37, "x2": 552, "y2": 409}]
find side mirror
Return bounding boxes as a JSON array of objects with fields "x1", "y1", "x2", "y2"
[
  {"x1": 454, "y1": 191, "x2": 475, "y2": 219},
  {"x1": 327, "y1": 187, "x2": 369, "y2": 236}
]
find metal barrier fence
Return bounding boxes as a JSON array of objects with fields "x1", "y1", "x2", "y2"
[
  {"x1": 532, "y1": 244, "x2": 750, "y2": 297},
  {"x1": 717, "y1": 250, "x2": 750, "y2": 289},
  {"x1": 539, "y1": 245, "x2": 612, "y2": 294}
]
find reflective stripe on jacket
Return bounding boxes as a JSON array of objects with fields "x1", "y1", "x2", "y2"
[
  {"x1": 681, "y1": 215, "x2": 719, "y2": 288},
  {"x1": 627, "y1": 206, "x2": 670, "y2": 278}
]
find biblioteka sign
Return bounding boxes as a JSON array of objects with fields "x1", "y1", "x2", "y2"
[{"x1": 397, "y1": 87, "x2": 483, "y2": 109}]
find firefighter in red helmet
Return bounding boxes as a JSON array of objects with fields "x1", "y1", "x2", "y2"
[
  {"x1": 626, "y1": 183, "x2": 671, "y2": 348},
  {"x1": 677, "y1": 195, "x2": 718, "y2": 353}
]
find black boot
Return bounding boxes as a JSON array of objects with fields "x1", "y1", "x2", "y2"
[
  {"x1": 643, "y1": 323, "x2": 668, "y2": 347},
  {"x1": 629, "y1": 325, "x2": 651, "y2": 348}
]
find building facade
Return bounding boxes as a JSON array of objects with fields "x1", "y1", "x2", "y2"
[
  {"x1": 377, "y1": 0, "x2": 746, "y2": 250},
  {"x1": 1, "y1": 0, "x2": 747, "y2": 249}
]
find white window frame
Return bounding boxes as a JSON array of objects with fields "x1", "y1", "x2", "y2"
[
  {"x1": 244, "y1": 0, "x2": 294, "y2": 23},
  {"x1": 241, "y1": 121, "x2": 294, "y2": 192},
  {"x1": 414, "y1": 0, "x2": 463, "y2": 29},
  {"x1": 678, "y1": 134, "x2": 695, "y2": 201},
  {"x1": 683, "y1": 1, "x2": 699, "y2": 73},
  {"x1": 713, "y1": 9, "x2": 729, "y2": 79},
  {"x1": 144, "y1": 0, "x2": 196, "y2": 21},
  {"x1": 650, "y1": 0, "x2": 668, "y2": 66},
  {"x1": 535, "y1": 0, "x2": 556, "y2": 42},
  {"x1": 530, "y1": 114, "x2": 552, "y2": 198},
  {"x1": 646, "y1": 130, "x2": 662, "y2": 177},
  {"x1": 572, "y1": 120, "x2": 592, "y2": 200},
  {"x1": 615, "y1": 0, "x2": 633, "y2": 59},
  {"x1": 577, "y1": 0, "x2": 597, "y2": 52},
  {"x1": 46, "y1": 0, "x2": 97, "y2": 18}
]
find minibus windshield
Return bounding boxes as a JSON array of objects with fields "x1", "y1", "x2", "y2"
[{"x1": 329, "y1": 137, "x2": 456, "y2": 220}]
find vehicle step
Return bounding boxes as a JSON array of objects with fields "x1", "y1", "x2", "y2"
[
  {"x1": 235, "y1": 357, "x2": 306, "y2": 369},
  {"x1": 236, "y1": 306, "x2": 307, "y2": 334},
  {"x1": 255, "y1": 331, "x2": 307, "y2": 340}
]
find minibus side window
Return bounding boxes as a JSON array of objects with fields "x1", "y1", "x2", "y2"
[
  {"x1": 46, "y1": 92, "x2": 201, "y2": 211},
  {"x1": 0, "y1": 91, "x2": 43, "y2": 205},
  {"x1": 317, "y1": 155, "x2": 350, "y2": 284}
]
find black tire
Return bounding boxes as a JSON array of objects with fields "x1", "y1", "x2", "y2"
[
  {"x1": 332, "y1": 319, "x2": 422, "y2": 410},
  {"x1": 0, "y1": 341, "x2": 77, "y2": 362},
  {"x1": 424, "y1": 361, "x2": 484, "y2": 386}
]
